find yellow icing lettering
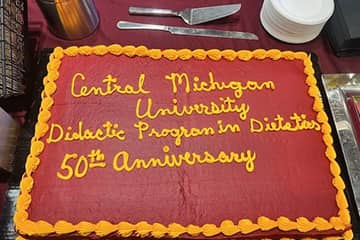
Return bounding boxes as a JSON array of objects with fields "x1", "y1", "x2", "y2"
[
  {"x1": 149, "y1": 126, "x2": 215, "y2": 146},
  {"x1": 47, "y1": 123, "x2": 64, "y2": 143},
  {"x1": 57, "y1": 153, "x2": 77, "y2": 180},
  {"x1": 165, "y1": 73, "x2": 190, "y2": 93},
  {"x1": 74, "y1": 155, "x2": 89, "y2": 178},
  {"x1": 136, "y1": 97, "x2": 250, "y2": 120},
  {"x1": 178, "y1": 152, "x2": 196, "y2": 166},
  {"x1": 250, "y1": 113, "x2": 321, "y2": 133},
  {"x1": 217, "y1": 120, "x2": 241, "y2": 134},
  {"x1": 57, "y1": 149, "x2": 106, "y2": 180},
  {"x1": 249, "y1": 118, "x2": 264, "y2": 133},
  {"x1": 71, "y1": 73, "x2": 150, "y2": 98},
  {"x1": 88, "y1": 149, "x2": 106, "y2": 168},
  {"x1": 133, "y1": 120, "x2": 215, "y2": 146},
  {"x1": 147, "y1": 156, "x2": 169, "y2": 168},
  {"x1": 71, "y1": 72, "x2": 85, "y2": 98},
  {"x1": 203, "y1": 151, "x2": 217, "y2": 163},
  {"x1": 47, "y1": 121, "x2": 126, "y2": 143},
  {"x1": 165, "y1": 72, "x2": 275, "y2": 99},
  {"x1": 112, "y1": 146, "x2": 256, "y2": 173},
  {"x1": 217, "y1": 151, "x2": 229, "y2": 163},
  {"x1": 113, "y1": 151, "x2": 133, "y2": 172},
  {"x1": 235, "y1": 150, "x2": 256, "y2": 172},
  {"x1": 243, "y1": 80, "x2": 275, "y2": 92},
  {"x1": 162, "y1": 145, "x2": 181, "y2": 167},
  {"x1": 133, "y1": 121, "x2": 149, "y2": 140}
]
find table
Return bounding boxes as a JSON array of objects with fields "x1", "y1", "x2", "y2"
[
  {"x1": 0, "y1": 0, "x2": 360, "y2": 239},
  {"x1": 27, "y1": 0, "x2": 360, "y2": 73}
]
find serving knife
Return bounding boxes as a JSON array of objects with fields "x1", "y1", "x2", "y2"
[
  {"x1": 128, "y1": 3, "x2": 241, "y2": 25},
  {"x1": 116, "y1": 21, "x2": 259, "y2": 40}
]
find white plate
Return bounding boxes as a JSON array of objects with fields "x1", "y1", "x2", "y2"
[
  {"x1": 270, "y1": 0, "x2": 334, "y2": 25},
  {"x1": 260, "y1": 3, "x2": 323, "y2": 44},
  {"x1": 260, "y1": 0, "x2": 332, "y2": 44},
  {"x1": 266, "y1": 0, "x2": 323, "y2": 34}
]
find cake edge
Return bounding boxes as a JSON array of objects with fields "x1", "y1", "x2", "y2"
[{"x1": 13, "y1": 44, "x2": 353, "y2": 239}]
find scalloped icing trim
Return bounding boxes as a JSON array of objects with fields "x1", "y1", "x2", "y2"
[
  {"x1": 14, "y1": 45, "x2": 352, "y2": 239},
  {"x1": 14, "y1": 230, "x2": 354, "y2": 240}
]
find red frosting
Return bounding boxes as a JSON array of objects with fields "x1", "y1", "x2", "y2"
[{"x1": 28, "y1": 53, "x2": 342, "y2": 238}]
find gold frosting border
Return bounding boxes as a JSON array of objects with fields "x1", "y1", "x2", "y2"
[{"x1": 14, "y1": 45, "x2": 352, "y2": 239}]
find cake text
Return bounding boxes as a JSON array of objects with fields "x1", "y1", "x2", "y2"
[
  {"x1": 47, "y1": 121, "x2": 126, "y2": 143},
  {"x1": 165, "y1": 72, "x2": 275, "y2": 98},
  {"x1": 56, "y1": 146, "x2": 256, "y2": 180},
  {"x1": 250, "y1": 113, "x2": 321, "y2": 133},
  {"x1": 71, "y1": 73, "x2": 150, "y2": 98},
  {"x1": 136, "y1": 97, "x2": 250, "y2": 120},
  {"x1": 113, "y1": 146, "x2": 256, "y2": 173}
]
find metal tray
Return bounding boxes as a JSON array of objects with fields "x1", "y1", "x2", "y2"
[
  {"x1": 1, "y1": 53, "x2": 360, "y2": 240},
  {"x1": 322, "y1": 73, "x2": 360, "y2": 238}
]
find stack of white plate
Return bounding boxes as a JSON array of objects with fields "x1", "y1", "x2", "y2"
[{"x1": 260, "y1": 0, "x2": 335, "y2": 44}]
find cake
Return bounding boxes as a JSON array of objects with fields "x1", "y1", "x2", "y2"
[{"x1": 14, "y1": 45, "x2": 353, "y2": 240}]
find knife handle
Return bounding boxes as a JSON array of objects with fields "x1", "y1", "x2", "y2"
[
  {"x1": 117, "y1": 21, "x2": 168, "y2": 31},
  {"x1": 129, "y1": 7, "x2": 178, "y2": 16}
]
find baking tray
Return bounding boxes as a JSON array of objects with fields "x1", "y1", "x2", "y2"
[
  {"x1": 1, "y1": 51, "x2": 359, "y2": 239},
  {"x1": 322, "y1": 74, "x2": 360, "y2": 214}
]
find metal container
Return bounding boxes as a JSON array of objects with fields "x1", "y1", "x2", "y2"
[
  {"x1": 0, "y1": 107, "x2": 20, "y2": 173},
  {"x1": 0, "y1": 186, "x2": 20, "y2": 240},
  {"x1": 36, "y1": 0, "x2": 99, "y2": 40},
  {"x1": 0, "y1": 0, "x2": 26, "y2": 98}
]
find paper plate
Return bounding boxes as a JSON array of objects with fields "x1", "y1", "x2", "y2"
[
  {"x1": 271, "y1": 0, "x2": 334, "y2": 25},
  {"x1": 260, "y1": 0, "x2": 334, "y2": 44}
]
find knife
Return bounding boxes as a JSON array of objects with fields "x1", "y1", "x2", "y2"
[
  {"x1": 116, "y1": 21, "x2": 259, "y2": 40},
  {"x1": 128, "y1": 3, "x2": 241, "y2": 25}
]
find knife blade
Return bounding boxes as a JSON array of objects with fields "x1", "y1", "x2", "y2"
[
  {"x1": 116, "y1": 21, "x2": 259, "y2": 40},
  {"x1": 128, "y1": 3, "x2": 241, "y2": 25}
]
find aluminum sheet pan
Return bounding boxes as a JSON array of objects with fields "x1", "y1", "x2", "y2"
[{"x1": 322, "y1": 73, "x2": 360, "y2": 220}]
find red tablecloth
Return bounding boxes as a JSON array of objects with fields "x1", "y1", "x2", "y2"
[
  {"x1": 0, "y1": 0, "x2": 357, "y2": 231},
  {"x1": 28, "y1": 0, "x2": 360, "y2": 74},
  {"x1": 0, "y1": 183, "x2": 7, "y2": 217}
]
